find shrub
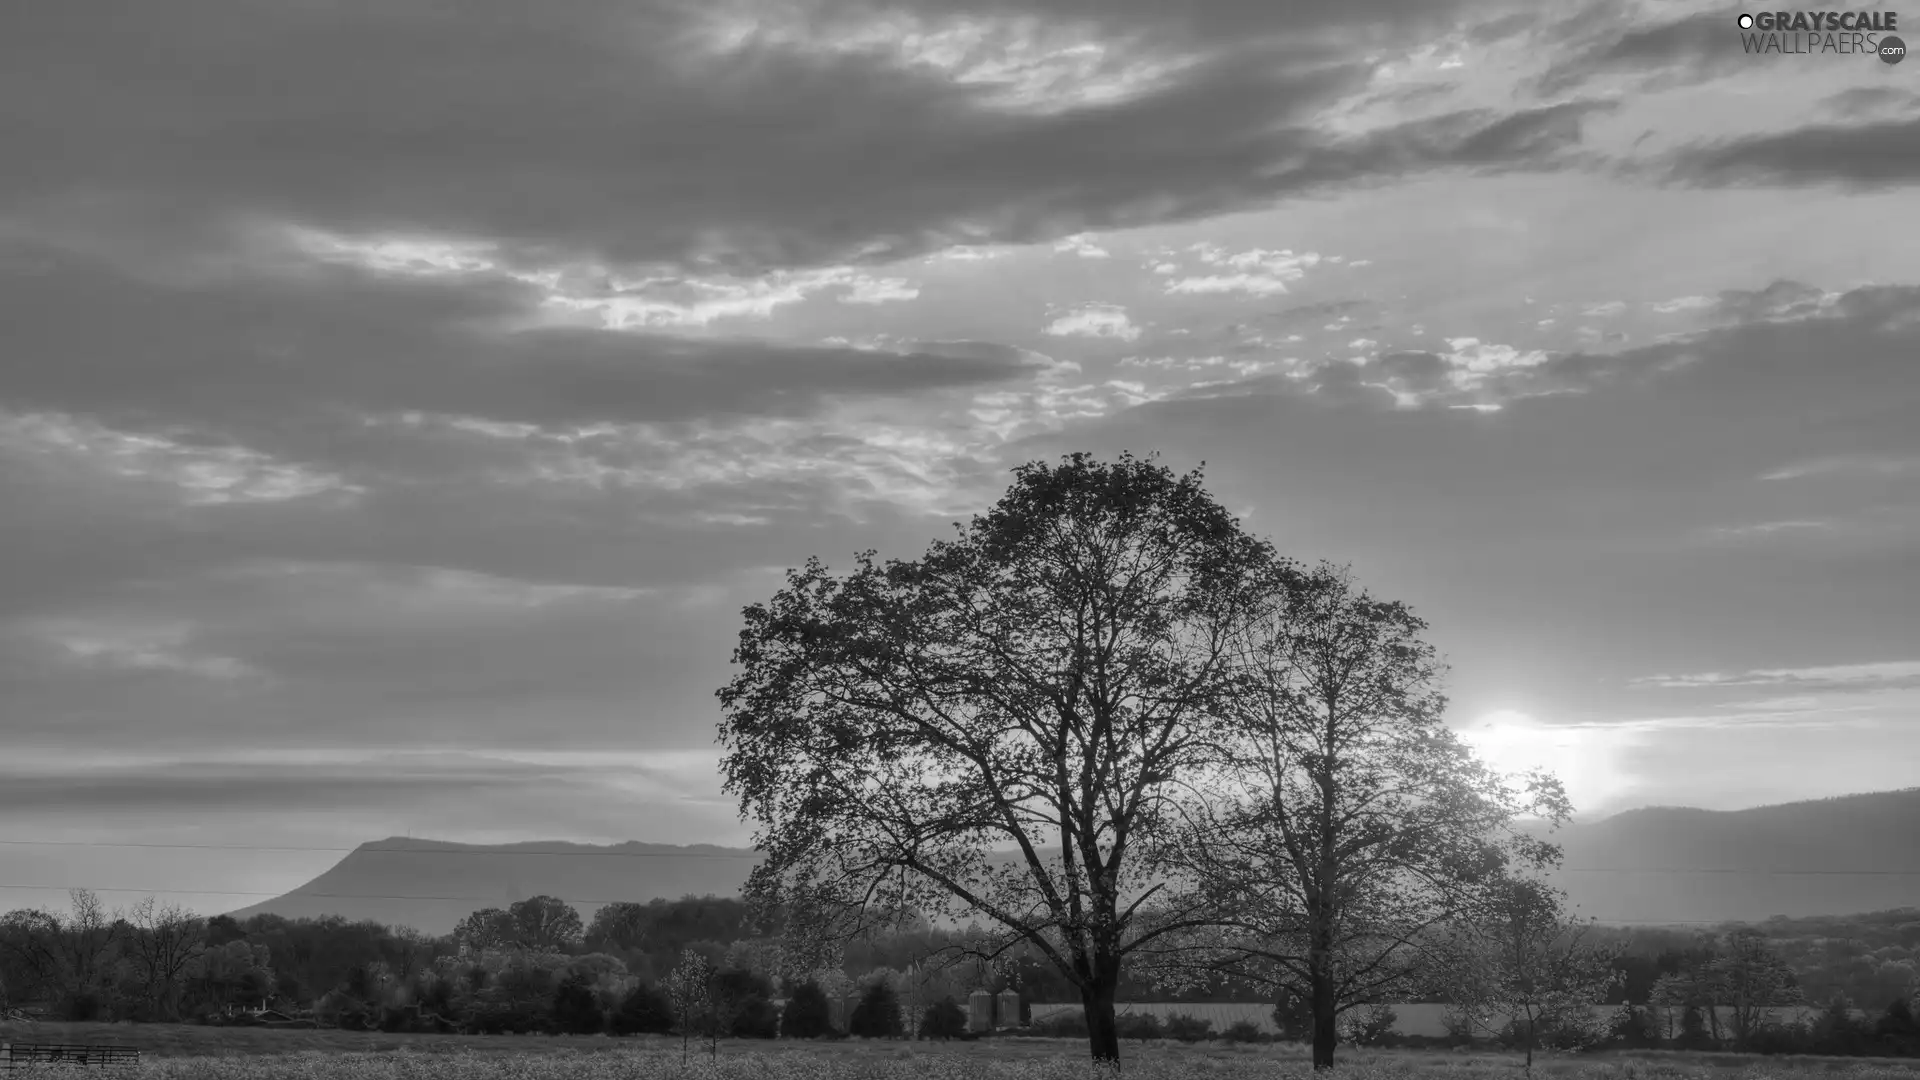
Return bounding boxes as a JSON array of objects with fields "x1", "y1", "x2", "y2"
[
  {"x1": 1338, "y1": 1003, "x2": 1397, "y2": 1047},
  {"x1": 848, "y1": 981, "x2": 904, "y2": 1038},
  {"x1": 729, "y1": 994, "x2": 780, "y2": 1039},
  {"x1": 1273, "y1": 992, "x2": 1312, "y2": 1042},
  {"x1": 1221, "y1": 1019, "x2": 1267, "y2": 1043},
  {"x1": 1748, "y1": 1020, "x2": 1813, "y2": 1055},
  {"x1": 1028, "y1": 1009, "x2": 1088, "y2": 1038},
  {"x1": 919, "y1": 996, "x2": 969, "y2": 1040},
  {"x1": 779, "y1": 980, "x2": 836, "y2": 1039},
  {"x1": 610, "y1": 983, "x2": 675, "y2": 1036},
  {"x1": 551, "y1": 973, "x2": 604, "y2": 1035},
  {"x1": 1115, "y1": 1012, "x2": 1163, "y2": 1041},
  {"x1": 1163, "y1": 1013, "x2": 1214, "y2": 1043}
]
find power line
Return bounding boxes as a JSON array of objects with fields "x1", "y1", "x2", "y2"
[
  {"x1": 0, "y1": 884, "x2": 733, "y2": 906},
  {"x1": 0, "y1": 880, "x2": 1888, "y2": 929},
  {"x1": 0, "y1": 839, "x2": 1913, "y2": 876},
  {"x1": 0, "y1": 839, "x2": 760, "y2": 857}
]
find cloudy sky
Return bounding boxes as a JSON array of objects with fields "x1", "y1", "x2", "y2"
[{"x1": 2, "y1": 0, "x2": 1917, "y2": 919}]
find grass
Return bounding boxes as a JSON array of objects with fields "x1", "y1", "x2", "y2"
[{"x1": 5, "y1": 1022, "x2": 1920, "y2": 1079}]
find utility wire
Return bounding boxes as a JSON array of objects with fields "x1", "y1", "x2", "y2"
[
  {"x1": 0, "y1": 838, "x2": 1913, "y2": 876},
  {"x1": 0, "y1": 839, "x2": 758, "y2": 857}
]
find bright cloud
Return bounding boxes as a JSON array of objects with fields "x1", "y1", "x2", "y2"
[{"x1": 1042, "y1": 303, "x2": 1143, "y2": 341}]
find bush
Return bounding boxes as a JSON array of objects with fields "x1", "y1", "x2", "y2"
[
  {"x1": 729, "y1": 994, "x2": 780, "y2": 1039},
  {"x1": 610, "y1": 983, "x2": 675, "y2": 1036},
  {"x1": 1339, "y1": 1003, "x2": 1397, "y2": 1047},
  {"x1": 1164, "y1": 1013, "x2": 1214, "y2": 1043},
  {"x1": 1115, "y1": 1011, "x2": 1163, "y2": 1041},
  {"x1": 1221, "y1": 1019, "x2": 1267, "y2": 1043},
  {"x1": 919, "y1": 996, "x2": 969, "y2": 1040},
  {"x1": 1273, "y1": 992, "x2": 1312, "y2": 1042},
  {"x1": 848, "y1": 981, "x2": 904, "y2": 1038},
  {"x1": 780, "y1": 980, "x2": 836, "y2": 1039},
  {"x1": 1747, "y1": 1020, "x2": 1813, "y2": 1055},
  {"x1": 551, "y1": 973, "x2": 604, "y2": 1035},
  {"x1": 1029, "y1": 1009, "x2": 1088, "y2": 1038}
]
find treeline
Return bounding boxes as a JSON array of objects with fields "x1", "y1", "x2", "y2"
[
  {"x1": 4, "y1": 885, "x2": 1916, "y2": 1057},
  {"x1": 0, "y1": 888, "x2": 1226, "y2": 1034},
  {"x1": 1586, "y1": 912, "x2": 1920, "y2": 1015}
]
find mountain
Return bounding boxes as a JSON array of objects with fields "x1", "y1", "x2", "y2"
[
  {"x1": 221, "y1": 838, "x2": 763, "y2": 935},
  {"x1": 1540, "y1": 788, "x2": 1920, "y2": 925},
  {"x1": 224, "y1": 789, "x2": 1920, "y2": 934}
]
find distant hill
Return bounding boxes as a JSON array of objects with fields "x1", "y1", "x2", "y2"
[
  {"x1": 1540, "y1": 788, "x2": 1920, "y2": 925},
  {"x1": 222, "y1": 838, "x2": 763, "y2": 935},
  {"x1": 224, "y1": 789, "x2": 1919, "y2": 934}
]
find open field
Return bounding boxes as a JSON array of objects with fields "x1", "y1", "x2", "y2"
[{"x1": 7, "y1": 1023, "x2": 1920, "y2": 1079}]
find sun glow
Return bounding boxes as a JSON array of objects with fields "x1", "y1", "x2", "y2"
[{"x1": 1458, "y1": 709, "x2": 1633, "y2": 820}]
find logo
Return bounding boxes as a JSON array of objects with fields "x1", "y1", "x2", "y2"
[{"x1": 1736, "y1": 10, "x2": 1903, "y2": 56}]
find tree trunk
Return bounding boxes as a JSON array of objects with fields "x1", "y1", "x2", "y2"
[
  {"x1": 1081, "y1": 966, "x2": 1122, "y2": 1068},
  {"x1": 1310, "y1": 967, "x2": 1339, "y2": 1069}
]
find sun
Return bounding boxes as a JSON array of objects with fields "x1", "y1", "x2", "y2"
[{"x1": 1457, "y1": 709, "x2": 1625, "y2": 818}]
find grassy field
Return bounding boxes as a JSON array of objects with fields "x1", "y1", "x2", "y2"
[{"x1": 5, "y1": 1022, "x2": 1920, "y2": 1079}]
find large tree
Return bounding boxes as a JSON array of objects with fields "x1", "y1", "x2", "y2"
[
  {"x1": 1140, "y1": 563, "x2": 1572, "y2": 1068},
  {"x1": 717, "y1": 452, "x2": 1282, "y2": 1065}
]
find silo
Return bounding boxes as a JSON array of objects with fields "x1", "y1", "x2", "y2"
[
  {"x1": 996, "y1": 989, "x2": 1021, "y2": 1028},
  {"x1": 968, "y1": 988, "x2": 993, "y2": 1032}
]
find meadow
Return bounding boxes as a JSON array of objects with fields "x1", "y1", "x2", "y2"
[{"x1": 8, "y1": 1023, "x2": 1920, "y2": 1080}]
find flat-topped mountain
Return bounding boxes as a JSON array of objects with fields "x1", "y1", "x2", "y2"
[
  {"x1": 222, "y1": 838, "x2": 763, "y2": 935},
  {"x1": 223, "y1": 790, "x2": 1919, "y2": 934}
]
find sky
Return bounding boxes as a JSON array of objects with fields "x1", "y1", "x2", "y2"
[{"x1": 2, "y1": 0, "x2": 1917, "y2": 920}]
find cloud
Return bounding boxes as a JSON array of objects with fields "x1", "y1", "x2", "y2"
[
  {"x1": 1650, "y1": 294, "x2": 1711, "y2": 313},
  {"x1": 1163, "y1": 244, "x2": 1323, "y2": 296},
  {"x1": 1, "y1": 251, "x2": 1035, "y2": 438},
  {"x1": 1671, "y1": 117, "x2": 1920, "y2": 188},
  {"x1": 1760, "y1": 455, "x2": 1920, "y2": 481},
  {"x1": 1052, "y1": 234, "x2": 1111, "y2": 258},
  {"x1": 1630, "y1": 660, "x2": 1920, "y2": 691},
  {"x1": 1535, "y1": 10, "x2": 1744, "y2": 94},
  {"x1": 1819, "y1": 86, "x2": 1920, "y2": 117},
  {"x1": 1043, "y1": 303, "x2": 1143, "y2": 341},
  {"x1": 2, "y1": 1, "x2": 1618, "y2": 280}
]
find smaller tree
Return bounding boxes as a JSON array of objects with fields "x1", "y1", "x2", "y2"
[
  {"x1": 848, "y1": 980, "x2": 903, "y2": 1038},
  {"x1": 1705, "y1": 928, "x2": 1801, "y2": 1050},
  {"x1": 509, "y1": 896, "x2": 585, "y2": 952},
  {"x1": 1433, "y1": 878, "x2": 1617, "y2": 1075},
  {"x1": 920, "y1": 996, "x2": 967, "y2": 1040},
  {"x1": 780, "y1": 979, "x2": 836, "y2": 1039},
  {"x1": 663, "y1": 953, "x2": 714, "y2": 1064},
  {"x1": 1875, "y1": 995, "x2": 1919, "y2": 1056},
  {"x1": 452, "y1": 909, "x2": 518, "y2": 952},
  {"x1": 1810, "y1": 992, "x2": 1868, "y2": 1056}
]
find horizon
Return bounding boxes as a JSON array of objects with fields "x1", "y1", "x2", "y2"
[{"x1": 3, "y1": 0, "x2": 1917, "y2": 922}]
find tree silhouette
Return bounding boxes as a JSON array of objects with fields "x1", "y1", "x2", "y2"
[
  {"x1": 719, "y1": 453, "x2": 1280, "y2": 1066},
  {"x1": 1140, "y1": 563, "x2": 1571, "y2": 1069}
]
